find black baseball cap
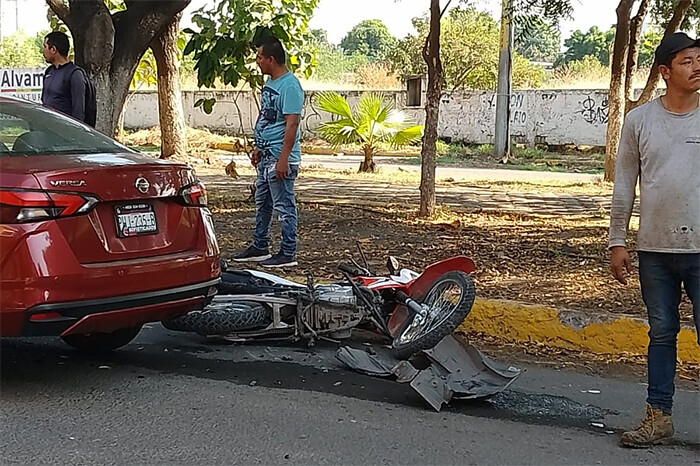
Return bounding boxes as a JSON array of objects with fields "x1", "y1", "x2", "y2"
[{"x1": 655, "y1": 32, "x2": 700, "y2": 66}]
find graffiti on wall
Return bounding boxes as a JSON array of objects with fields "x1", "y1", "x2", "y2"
[
  {"x1": 578, "y1": 95, "x2": 609, "y2": 125},
  {"x1": 301, "y1": 92, "x2": 325, "y2": 134},
  {"x1": 483, "y1": 92, "x2": 528, "y2": 125}
]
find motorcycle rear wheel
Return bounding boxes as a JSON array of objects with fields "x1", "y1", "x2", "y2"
[
  {"x1": 392, "y1": 271, "x2": 475, "y2": 359},
  {"x1": 162, "y1": 300, "x2": 269, "y2": 335}
]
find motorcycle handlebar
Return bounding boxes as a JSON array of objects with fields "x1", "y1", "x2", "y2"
[{"x1": 338, "y1": 263, "x2": 358, "y2": 276}]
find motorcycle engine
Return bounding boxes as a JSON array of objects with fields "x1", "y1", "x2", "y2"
[{"x1": 306, "y1": 285, "x2": 365, "y2": 331}]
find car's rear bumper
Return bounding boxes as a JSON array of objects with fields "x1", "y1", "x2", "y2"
[{"x1": 18, "y1": 278, "x2": 220, "y2": 336}]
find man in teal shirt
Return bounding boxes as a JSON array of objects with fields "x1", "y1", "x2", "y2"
[{"x1": 233, "y1": 35, "x2": 304, "y2": 268}]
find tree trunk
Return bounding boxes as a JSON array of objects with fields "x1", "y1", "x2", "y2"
[
  {"x1": 46, "y1": 0, "x2": 190, "y2": 137},
  {"x1": 603, "y1": 0, "x2": 694, "y2": 180},
  {"x1": 419, "y1": 0, "x2": 444, "y2": 218},
  {"x1": 151, "y1": 12, "x2": 187, "y2": 159},
  {"x1": 623, "y1": 0, "x2": 650, "y2": 111},
  {"x1": 627, "y1": 0, "x2": 693, "y2": 112},
  {"x1": 603, "y1": 0, "x2": 635, "y2": 182},
  {"x1": 359, "y1": 145, "x2": 377, "y2": 173}
]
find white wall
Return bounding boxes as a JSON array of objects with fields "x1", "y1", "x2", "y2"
[{"x1": 123, "y1": 88, "x2": 661, "y2": 147}]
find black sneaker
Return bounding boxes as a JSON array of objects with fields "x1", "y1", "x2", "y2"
[
  {"x1": 231, "y1": 245, "x2": 271, "y2": 262},
  {"x1": 261, "y1": 253, "x2": 298, "y2": 268}
]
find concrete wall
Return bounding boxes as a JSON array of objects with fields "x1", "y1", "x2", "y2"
[
  {"x1": 123, "y1": 88, "x2": 660, "y2": 147},
  {"x1": 124, "y1": 90, "x2": 404, "y2": 139}
]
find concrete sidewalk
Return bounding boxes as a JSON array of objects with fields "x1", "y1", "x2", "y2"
[
  {"x1": 218, "y1": 152, "x2": 602, "y2": 183},
  {"x1": 202, "y1": 173, "x2": 613, "y2": 217}
]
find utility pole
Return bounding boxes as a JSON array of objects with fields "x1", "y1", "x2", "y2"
[{"x1": 494, "y1": 0, "x2": 514, "y2": 163}]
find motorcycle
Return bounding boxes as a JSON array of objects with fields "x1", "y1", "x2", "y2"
[{"x1": 163, "y1": 251, "x2": 476, "y2": 359}]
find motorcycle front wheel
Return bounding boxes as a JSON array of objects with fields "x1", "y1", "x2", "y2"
[{"x1": 392, "y1": 271, "x2": 475, "y2": 359}]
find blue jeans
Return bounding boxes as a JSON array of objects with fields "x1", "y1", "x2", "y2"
[
  {"x1": 253, "y1": 156, "x2": 298, "y2": 257},
  {"x1": 638, "y1": 252, "x2": 700, "y2": 414}
]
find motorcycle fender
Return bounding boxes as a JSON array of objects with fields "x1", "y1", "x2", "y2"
[
  {"x1": 387, "y1": 256, "x2": 475, "y2": 337},
  {"x1": 406, "y1": 256, "x2": 476, "y2": 301}
]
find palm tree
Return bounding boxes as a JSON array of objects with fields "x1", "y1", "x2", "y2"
[{"x1": 315, "y1": 92, "x2": 423, "y2": 173}]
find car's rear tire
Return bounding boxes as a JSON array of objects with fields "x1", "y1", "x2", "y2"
[{"x1": 61, "y1": 325, "x2": 142, "y2": 352}]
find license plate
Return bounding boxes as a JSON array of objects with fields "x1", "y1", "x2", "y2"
[{"x1": 115, "y1": 203, "x2": 158, "y2": 238}]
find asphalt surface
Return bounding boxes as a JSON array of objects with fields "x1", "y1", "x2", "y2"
[{"x1": 1, "y1": 325, "x2": 698, "y2": 465}]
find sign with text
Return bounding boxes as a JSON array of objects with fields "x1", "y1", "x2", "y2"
[{"x1": 0, "y1": 68, "x2": 45, "y2": 103}]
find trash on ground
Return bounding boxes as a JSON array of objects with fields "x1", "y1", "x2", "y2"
[{"x1": 336, "y1": 335, "x2": 521, "y2": 412}]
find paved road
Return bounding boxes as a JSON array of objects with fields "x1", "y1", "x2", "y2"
[
  {"x1": 2, "y1": 326, "x2": 697, "y2": 465},
  {"x1": 221, "y1": 153, "x2": 601, "y2": 183}
]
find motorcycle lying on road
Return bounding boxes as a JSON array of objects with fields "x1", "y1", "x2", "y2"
[{"x1": 163, "y1": 253, "x2": 476, "y2": 359}]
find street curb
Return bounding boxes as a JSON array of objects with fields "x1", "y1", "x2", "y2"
[{"x1": 458, "y1": 299, "x2": 700, "y2": 363}]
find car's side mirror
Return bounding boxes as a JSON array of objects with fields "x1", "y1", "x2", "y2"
[{"x1": 387, "y1": 256, "x2": 400, "y2": 275}]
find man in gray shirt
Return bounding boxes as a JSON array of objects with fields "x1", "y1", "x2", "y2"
[
  {"x1": 41, "y1": 31, "x2": 86, "y2": 123},
  {"x1": 609, "y1": 32, "x2": 699, "y2": 448}
]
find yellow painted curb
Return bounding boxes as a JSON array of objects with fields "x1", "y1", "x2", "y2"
[{"x1": 458, "y1": 299, "x2": 700, "y2": 364}]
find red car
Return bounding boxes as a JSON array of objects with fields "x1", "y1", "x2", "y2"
[{"x1": 0, "y1": 96, "x2": 221, "y2": 351}]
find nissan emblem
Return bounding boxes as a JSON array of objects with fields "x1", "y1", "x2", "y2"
[{"x1": 135, "y1": 177, "x2": 150, "y2": 194}]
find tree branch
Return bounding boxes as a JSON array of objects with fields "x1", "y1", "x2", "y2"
[
  {"x1": 631, "y1": 0, "x2": 693, "y2": 110},
  {"x1": 45, "y1": 0, "x2": 72, "y2": 28},
  {"x1": 624, "y1": 0, "x2": 650, "y2": 108},
  {"x1": 112, "y1": 1, "x2": 190, "y2": 78},
  {"x1": 440, "y1": 0, "x2": 453, "y2": 19}
]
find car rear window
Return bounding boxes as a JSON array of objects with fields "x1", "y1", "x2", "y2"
[{"x1": 0, "y1": 99, "x2": 132, "y2": 156}]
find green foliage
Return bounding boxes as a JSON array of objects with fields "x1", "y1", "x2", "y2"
[
  {"x1": 310, "y1": 29, "x2": 330, "y2": 48},
  {"x1": 514, "y1": 17, "x2": 561, "y2": 63},
  {"x1": 315, "y1": 92, "x2": 423, "y2": 153},
  {"x1": 0, "y1": 31, "x2": 46, "y2": 68},
  {"x1": 184, "y1": 0, "x2": 318, "y2": 101},
  {"x1": 557, "y1": 26, "x2": 615, "y2": 67},
  {"x1": 339, "y1": 19, "x2": 397, "y2": 63},
  {"x1": 388, "y1": 8, "x2": 545, "y2": 90},
  {"x1": 314, "y1": 51, "x2": 368, "y2": 82},
  {"x1": 638, "y1": 29, "x2": 663, "y2": 68},
  {"x1": 558, "y1": 23, "x2": 663, "y2": 70},
  {"x1": 302, "y1": 28, "x2": 368, "y2": 83},
  {"x1": 651, "y1": 0, "x2": 700, "y2": 35},
  {"x1": 513, "y1": 0, "x2": 575, "y2": 23},
  {"x1": 132, "y1": 50, "x2": 158, "y2": 88},
  {"x1": 558, "y1": 54, "x2": 608, "y2": 75}
]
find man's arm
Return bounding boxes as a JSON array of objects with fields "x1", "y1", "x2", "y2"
[
  {"x1": 609, "y1": 115, "x2": 640, "y2": 284},
  {"x1": 70, "y1": 69, "x2": 86, "y2": 122},
  {"x1": 275, "y1": 113, "x2": 300, "y2": 179}
]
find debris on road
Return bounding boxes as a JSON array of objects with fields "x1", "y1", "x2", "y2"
[{"x1": 336, "y1": 335, "x2": 520, "y2": 411}]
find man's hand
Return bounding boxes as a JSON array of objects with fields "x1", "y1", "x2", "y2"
[
  {"x1": 250, "y1": 148, "x2": 261, "y2": 167},
  {"x1": 610, "y1": 246, "x2": 633, "y2": 285},
  {"x1": 275, "y1": 157, "x2": 290, "y2": 180}
]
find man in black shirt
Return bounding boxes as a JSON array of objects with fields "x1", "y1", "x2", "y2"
[{"x1": 41, "y1": 31, "x2": 86, "y2": 123}]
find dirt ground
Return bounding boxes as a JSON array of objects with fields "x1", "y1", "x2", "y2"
[{"x1": 210, "y1": 200, "x2": 694, "y2": 323}]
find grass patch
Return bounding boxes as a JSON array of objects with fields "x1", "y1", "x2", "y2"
[{"x1": 129, "y1": 144, "x2": 160, "y2": 153}]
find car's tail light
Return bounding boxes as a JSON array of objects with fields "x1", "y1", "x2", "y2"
[
  {"x1": 179, "y1": 181, "x2": 207, "y2": 207},
  {"x1": 0, "y1": 189, "x2": 99, "y2": 224}
]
